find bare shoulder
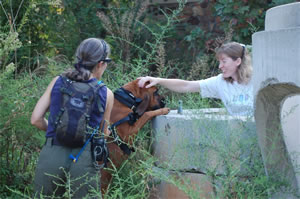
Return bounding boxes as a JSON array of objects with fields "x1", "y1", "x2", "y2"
[
  {"x1": 42, "y1": 76, "x2": 59, "y2": 95},
  {"x1": 106, "y1": 87, "x2": 114, "y2": 105},
  {"x1": 106, "y1": 88, "x2": 113, "y2": 99},
  {"x1": 47, "y1": 76, "x2": 60, "y2": 89}
]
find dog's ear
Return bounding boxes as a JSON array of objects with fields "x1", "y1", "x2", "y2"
[{"x1": 136, "y1": 93, "x2": 150, "y2": 116}]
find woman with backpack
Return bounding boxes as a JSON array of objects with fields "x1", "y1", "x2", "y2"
[{"x1": 31, "y1": 38, "x2": 114, "y2": 198}]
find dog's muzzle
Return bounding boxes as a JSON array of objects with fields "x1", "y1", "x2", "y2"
[
  {"x1": 160, "y1": 97, "x2": 166, "y2": 108},
  {"x1": 155, "y1": 97, "x2": 166, "y2": 109},
  {"x1": 151, "y1": 97, "x2": 166, "y2": 110}
]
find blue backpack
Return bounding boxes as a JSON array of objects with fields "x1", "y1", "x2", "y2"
[{"x1": 54, "y1": 76, "x2": 104, "y2": 148}]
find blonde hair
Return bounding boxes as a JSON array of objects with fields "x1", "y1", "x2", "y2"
[{"x1": 216, "y1": 42, "x2": 252, "y2": 84}]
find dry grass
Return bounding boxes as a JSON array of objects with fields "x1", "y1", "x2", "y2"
[{"x1": 97, "y1": 0, "x2": 149, "y2": 63}]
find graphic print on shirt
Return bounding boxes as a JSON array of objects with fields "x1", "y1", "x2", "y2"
[{"x1": 226, "y1": 91, "x2": 253, "y2": 116}]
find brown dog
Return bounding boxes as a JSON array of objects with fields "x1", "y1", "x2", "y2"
[{"x1": 100, "y1": 79, "x2": 169, "y2": 193}]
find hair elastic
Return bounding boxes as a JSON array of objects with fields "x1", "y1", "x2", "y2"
[
  {"x1": 240, "y1": 43, "x2": 246, "y2": 58},
  {"x1": 74, "y1": 58, "x2": 87, "y2": 71}
]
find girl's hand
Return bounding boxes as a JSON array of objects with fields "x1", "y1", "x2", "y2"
[{"x1": 137, "y1": 76, "x2": 159, "y2": 88}]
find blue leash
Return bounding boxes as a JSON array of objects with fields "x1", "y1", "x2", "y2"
[{"x1": 69, "y1": 126, "x2": 99, "y2": 163}]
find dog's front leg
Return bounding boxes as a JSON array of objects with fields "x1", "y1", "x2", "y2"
[{"x1": 128, "y1": 107, "x2": 169, "y2": 134}]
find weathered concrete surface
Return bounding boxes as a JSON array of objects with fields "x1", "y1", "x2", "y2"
[
  {"x1": 151, "y1": 109, "x2": 260, "y2": 176},
  {"x1": 281, "y1": 96, "x2": 300, "y2": 188},
  {"x1": 252, "y1": 2, "x2": 300, "y2": 198}
]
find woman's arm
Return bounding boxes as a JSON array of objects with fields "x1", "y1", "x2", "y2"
[
  {"x1": 137, "y1": 76, "x2": 200, "y2": 93},
  {"x1": 31, "y1": 76, "x2": 59, "y2": 131},
  {"x1": 102, "y1": 88, "x2": 114, "y2": 136}
]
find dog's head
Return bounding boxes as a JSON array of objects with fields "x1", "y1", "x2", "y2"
[{"x1": 122, "y1": 79, "x2": 166, "y2": 116}]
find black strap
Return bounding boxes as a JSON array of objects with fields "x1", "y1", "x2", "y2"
[
  {"x1": 111, "y1": 112, "x2": 138, "y2": 128},
  {"x1": 110, "y1": 113, "x2": 138, "y2": 156},
  {"x1": 114, "y1": 87, "x2": 142, "y2": 111},
  {"x1": 110, "y1": 125, "x2": 135, "y2": 155},
  {"x1": 88, "y1": 81, "x2": 105, "y2": 113},
  {"x1": 109, "y1": 87, "x2": 142, "y2": 156},
  {"x1": 92, "y1": 121, "x2": 110, "y2": 169}
]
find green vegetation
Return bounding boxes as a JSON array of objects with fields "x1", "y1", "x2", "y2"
[{"x1": 0, "y1": 0, "x2": 298, "y2": 198}]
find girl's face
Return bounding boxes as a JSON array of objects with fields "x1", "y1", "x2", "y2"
[{"x1": 218, "y1": 53, "x2": 241, "y2": 81}]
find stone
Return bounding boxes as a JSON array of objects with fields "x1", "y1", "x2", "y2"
[{"x1": 151, "y1": 109, "x2": 260, "y2": 176}]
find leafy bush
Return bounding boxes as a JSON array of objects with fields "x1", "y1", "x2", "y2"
[
  {"x1": 0, "y1": 72, "x2": 51, "y2": 197},
  {"x1": 0, "y1": 32, "x2": 22, "y2": 70},
  {"x1": 212, "y1": 0, "x2": 297, "y2": 44},
  {"x1": 0, "y1": 26, "x2": 67, "y2": 197},
  {"x1": 0, "y1": 0, "x2": 108, "y2": 73}
]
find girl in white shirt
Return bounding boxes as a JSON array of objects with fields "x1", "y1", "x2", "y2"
[{"x1": 138, "y1": 42, "x2": 253, "y2": 117}]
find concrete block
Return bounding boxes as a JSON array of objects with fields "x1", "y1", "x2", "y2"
[
  {"x1": 265, "y1": 2, "x2": 300, "y2": 31},
  {"x1": 149, "y1": 168, "x2": 215, "y2": 199},
  {"x1": 252, "y1": 2, "x2": 300, "y2": 198},
  {"x1": 252, "y1": 29, "x2": 300, "y2": 92},
  {"x1": 151, "y1": 109, "x2": 260, "y2": 176}
]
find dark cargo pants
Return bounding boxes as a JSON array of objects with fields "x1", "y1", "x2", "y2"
[{"x1": 34, "y1": 138, "x2": 101, "y2": 199}]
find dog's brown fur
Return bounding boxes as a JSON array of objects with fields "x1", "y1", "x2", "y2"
[{"x1": 100, "y1": 79, "x2": 169, "y2": 193}]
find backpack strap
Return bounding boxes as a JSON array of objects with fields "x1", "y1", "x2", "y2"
[
  {"x1": 59, "y1": 75, "x2": 74, "y2": 97},
  {"x1": 88, "y1": 80, "x2": 105, "y2": 113}
]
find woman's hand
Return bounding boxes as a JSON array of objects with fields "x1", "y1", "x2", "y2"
[{"x1": 137, "y1": 76, "x2": 159, "y2": 88}]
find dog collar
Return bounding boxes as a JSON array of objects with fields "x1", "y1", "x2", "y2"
[{"x1": 114, "y1": 87, "x2": 142, "y2": 111}]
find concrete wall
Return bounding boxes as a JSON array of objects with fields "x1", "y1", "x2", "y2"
[
  {"x1": 151, "y1": 109, "x2": 258, "y2": 175},
  {"x1": 150, "y1": 109, "x2": 261, "y2": 197},
  {"x1": 252, "y1": 2, "x2": 300, "y2": 198}
]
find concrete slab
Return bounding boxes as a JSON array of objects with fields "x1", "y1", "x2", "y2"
[
  {"x1": 252, "y1": 28, "x2": 300, "y2": 93},
  {"x1": 151, "y1": 109, "x2": 260, "y2": 176}
]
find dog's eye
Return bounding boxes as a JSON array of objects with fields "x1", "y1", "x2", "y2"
[{"x1": 153, "y1": 89, "x2": 159, "y2": 96}]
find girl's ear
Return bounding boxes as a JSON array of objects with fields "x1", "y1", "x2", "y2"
[{"x1": 236, "y1": 57, "x2": 242, "y2": 66}]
